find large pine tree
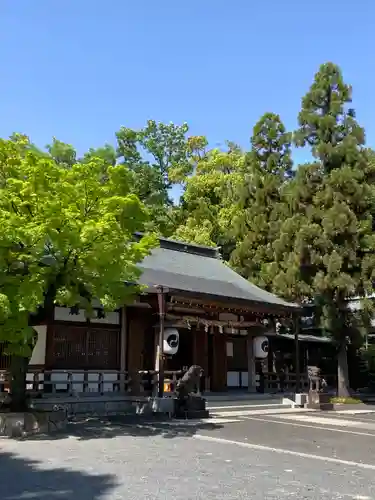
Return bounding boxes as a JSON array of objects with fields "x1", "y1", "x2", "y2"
[
  {"x1": 230, "y1": 112, "x2": 293, "y2": 290},
  {"x1": 272, "y1": 63, "x2": 375, "y2": 396}
]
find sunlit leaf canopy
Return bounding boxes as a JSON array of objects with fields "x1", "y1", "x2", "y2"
[{"x1": 0, "y1": 134, "x2": 156, "y2": 354}]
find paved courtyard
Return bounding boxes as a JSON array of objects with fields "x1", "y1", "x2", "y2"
[{"x1": 1, "y1": 404, "x2": 375, "y2": 499}]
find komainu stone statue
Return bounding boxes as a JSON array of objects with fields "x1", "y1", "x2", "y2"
[
  {"x1": 307, "y1": 365, "x2": 331, "y2": 409},
  {"x1": 175, "y1": 365, "x2": 203, "y2": 399},
  {"x1": 174, "y1": 365, "x2": 209, "y2": 419},
  {"x1": 307, "y1": 365, "x2": 321, "y2": 392}
]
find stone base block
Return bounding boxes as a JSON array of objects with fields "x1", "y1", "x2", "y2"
[
  {"x1": 135, "y1": 397, "x2": 175, "y2": 415},
  {"x1": 0, "y1": 410, "x2": 68, "y2": 438},
  {"x1": 174, "y1": 409, "x2": 210, "y2": 419},
  {"x1": 151, "y1": 397, "x2": 175, "y2": 414},
  {"x1": 32, "y1": 397, "x2": 138, "y2": 416},
  {"x1": 135, "y1": 400, "x2": 153, "y2": 415},
  {"x1": 306, "y1": 391, "x2": 333, "y2": 410},
  {"x1": 174, "y1": 395, "x2": 210, "y2": 419}
]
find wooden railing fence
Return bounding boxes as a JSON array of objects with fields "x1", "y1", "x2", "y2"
[{"x1": 0, "y1": 368, "x2": 337, "y2": 396}]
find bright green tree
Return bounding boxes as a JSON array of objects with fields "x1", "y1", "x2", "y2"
[
  {"x1": 138, "y1": 120, "x2": 192, "y2": 187},
  {"x1": 272, "y1": 63, "x2": 375, "y2": 396},
  {"x1": 116, "y1": 121, "x2": 194, "y2": 236},
  {"x1": 230, "y1": 113, "x2": 293, "y2": 290},
  {"x1": 46, "y1": 137, "x2": 77, "y2": 168},
  {"x1": 173, "y1": 143, "x2": 245, "y2": 259},
  {"x1": 0, "y1": 134, "x2": 156, "y2": 409},
  {"x1": 82, "y1": 144, "x2": 117, "y2": 167}
]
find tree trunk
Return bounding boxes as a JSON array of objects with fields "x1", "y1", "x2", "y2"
[
  {"x1": 337, "y1": 340, "x2": 350, "y2": 398},
  {"x1": 9, "y1": 355, "x2": 30, "y2": 412}
]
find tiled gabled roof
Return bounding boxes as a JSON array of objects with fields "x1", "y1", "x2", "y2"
[{"x1": 138, "y1": 236, "x2": 298, "y2": 312}]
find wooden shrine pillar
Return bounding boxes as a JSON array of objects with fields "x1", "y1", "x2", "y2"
[
  {"x1": 247, "y1": 334, "x2": 257, "y2": 393},
  {"x1": 120, "y1": 306, "x2": 127, "y2": 392},
  {"x1": 127, "y1": 312, "x2": 149, "y2": 395},
  {"x1": 211, "y1": 332, "x2": 227, "y2": 392}
]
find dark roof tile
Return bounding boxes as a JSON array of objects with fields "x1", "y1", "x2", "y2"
[{"x1": 139, "y1": 238, "x2": 298, "y2": 311}]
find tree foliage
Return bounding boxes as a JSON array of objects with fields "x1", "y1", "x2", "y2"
[
  {"x1": 116, "y1": 120, "x2": 195, "y2": 236},
  {"x1": 230, "y1": 113, "x2": 293, "y2": 289},
  {"x1": 270, "y1": 63, "x2": 375, "y2": 395},
  {"x1": 46, "y1": 137, "x2": 77, "y2": 168},
  {"x1": 173, "y1": 143, "x2": 245, "y2": 259},
  {"x1": 0, "y1": 135, "x2": 156, "y2": 361}
]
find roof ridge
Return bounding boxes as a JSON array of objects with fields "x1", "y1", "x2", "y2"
[{"x1": 134, "y1": 232, "x2": 221, "y2": 259}]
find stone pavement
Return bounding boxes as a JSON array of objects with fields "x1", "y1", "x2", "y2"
[
  {"x1": 1, "y1": 409, "x2": 375, "y2": 499},
  {"x1": 207, "y1": 399, "x2": 375, "y2": 423},
  {"x1": 207, "y1": 402, "x2": 308, "y2": 422}
]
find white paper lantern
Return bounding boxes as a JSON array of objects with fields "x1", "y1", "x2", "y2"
[
  {"x1": 163, "y1": 328, "x2": 179, "y2": 355},
  {"x1": 253, "y1": 336, "x2": 269, "y2": 359}
]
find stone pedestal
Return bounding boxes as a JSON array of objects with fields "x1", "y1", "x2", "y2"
[
  {"x1": 307, "y1": 391, "x2": 332, "y2": 410},
  {"x1": 174, "y1": 395, "x2": 209, "y2": 419},
  {"x1": 306, "y1": 366, "x2": 333, "y2": 410},
  {"x1": 150, "y1": 397, "x2": 175, "y2": 414}
]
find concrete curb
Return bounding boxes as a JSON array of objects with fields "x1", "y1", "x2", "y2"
[{"x1": 203, "y1": 393, "x2": 283, "y2": 402}]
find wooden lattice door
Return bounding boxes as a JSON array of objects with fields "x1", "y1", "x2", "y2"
[{"x1": 46, "y1": 325, "x2": 120, "y2": 370}]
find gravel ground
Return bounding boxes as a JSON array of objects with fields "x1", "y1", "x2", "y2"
[{"x1": 0, "y1": 417, "x2": 375, "y2": 499}]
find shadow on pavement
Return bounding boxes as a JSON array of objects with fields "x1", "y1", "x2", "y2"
[
  {"x1": 358, "y1": 399, "x2": 375, "y2": 405},
  {"x1": 0, "y1": 450, "x2": 117, "y2": 499},
  {"x1": 22, "y1": 415, "x2": 224, "y2": 442}
]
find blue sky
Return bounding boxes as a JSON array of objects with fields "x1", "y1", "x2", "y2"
[{"x1": 1, "y1": 1, "x2": 374, "y2": 166}]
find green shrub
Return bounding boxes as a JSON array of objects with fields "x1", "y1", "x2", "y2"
[{"x1": 330, "y1": 396, "x2": 362, "y2": 404}]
